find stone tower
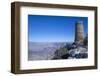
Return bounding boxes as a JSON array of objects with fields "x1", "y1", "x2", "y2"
[{"x1": 75, "y1": 21, "x2": 84, "y2": 45}]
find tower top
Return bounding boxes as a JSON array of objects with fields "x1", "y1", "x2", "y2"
[{"x1": 76, "y1": 21, "x2": 83, "y2": 24}]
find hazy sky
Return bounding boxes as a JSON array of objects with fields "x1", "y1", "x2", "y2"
[{"x1": 28, "y1": 15, "x2": 88, "y2": 42}]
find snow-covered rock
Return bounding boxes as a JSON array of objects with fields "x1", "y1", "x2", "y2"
[{"x1": 68, "y1": 46, "x2": 88, "y2": 59}]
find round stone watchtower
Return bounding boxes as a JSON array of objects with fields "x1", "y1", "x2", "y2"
[{"x1": 75, "y1": 21, "x2": 84, "y2": 45}]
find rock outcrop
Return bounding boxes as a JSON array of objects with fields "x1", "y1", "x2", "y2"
[{"x1": 53, "y1": 47, "x2": 68, "y2": 59}]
